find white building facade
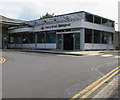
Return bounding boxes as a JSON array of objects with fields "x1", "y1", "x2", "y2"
[{"x1": 8, "y1": 11, "x2": 115, "y2": 50}]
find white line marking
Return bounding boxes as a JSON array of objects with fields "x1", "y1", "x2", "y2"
[
  {"x1": 114, "y1": 56, "x2": 120, "y2": 58},
  {"x1": 89, "y1": 53, "x2": 100, "y2": 55},
  {"x1": 101, "y1": 54, "x2": 113, "y2": 57}
]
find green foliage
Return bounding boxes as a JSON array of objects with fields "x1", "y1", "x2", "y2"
[{"x1": 40, "y1": 13, "x2": 54, "y2": 19}]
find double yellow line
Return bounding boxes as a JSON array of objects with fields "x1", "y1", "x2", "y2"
[
  {"x1": 70, "y1": 66, "x2": 120, "y2": 100},
  {"x1": 0, "y1": 57, "x2": 6, "y2": 64}
]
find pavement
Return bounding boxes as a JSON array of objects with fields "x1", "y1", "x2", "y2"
[
  {"x1": 3, "y1": 49, "x2": 119, "y2": 56},
  {"x1": 93, "y1": 74, "x2": 120, "y2": 99}
]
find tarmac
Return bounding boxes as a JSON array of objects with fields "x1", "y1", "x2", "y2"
[
  {"x1": 2, "y1": 49, "x2": 120, "y2": 99},
  {"x1": 13, "y1": 49, "x2": 120, "y2": 99}
]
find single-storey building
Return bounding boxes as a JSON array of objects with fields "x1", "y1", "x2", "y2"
[
  {"x1": 8, "y1": 11, "x2": 115, "y2": 50},
  {"x1": 115, "y1": 31, "x2": 120, "y2": 49},
  {"x1": 0, "y1": 15, "x2": 23, "y2": 49}
]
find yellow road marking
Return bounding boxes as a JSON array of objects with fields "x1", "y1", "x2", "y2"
[
  {"x1": 0, "y1": 57, "x2": 6, "y2": 64},
  {"x1": 70, "y1": 66, "x2": 120, "y2": 100},
  {"x1": 79, "y1": 69, "x2": 120, "y2": 100}
]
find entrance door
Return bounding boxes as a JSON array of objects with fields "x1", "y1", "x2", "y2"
[
  {"x1": 2, "y1": 36, "x2": 8, "y2": 49},
  {"x1": 64, "y1": 34, "x2": 73, "y2": 50}
]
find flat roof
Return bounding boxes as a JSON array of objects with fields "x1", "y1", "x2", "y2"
[{"x1": 25, "y1": 11, "x2": 115, "y2": 27}]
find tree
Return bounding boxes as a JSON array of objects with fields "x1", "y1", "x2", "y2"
[{"x1": 40, "y1": 13, "x2": 54, "y2": 19}]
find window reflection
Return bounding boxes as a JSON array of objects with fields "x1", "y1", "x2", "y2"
[
  {"x1": 94, "y1": 16, "x2": 101, "y2": 24},
  {"x1": 85, "y1": 13, "x2": 93, "y2": 23}
]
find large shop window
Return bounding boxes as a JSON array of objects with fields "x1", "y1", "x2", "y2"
[
  {"x1": 16, "y1": 34, "x2": 22, "y2": 44},
  {"x1": 108, "y1": 20, "x2": 114, "y2": 27},
  {"x1": 107, "y1": 33, "x2": 114, "y2": 44},
  {"x1": 85, "y1": 29, "x2": 92, "y2": 43},
  {"x1": 57, "y1": 34, "x2": 62, "y2": 49},
  {"x1": 9, "y1": 35, "x2": 14, "y2": 44},
  {"x1": 94, "y1": 16, "x2": 101, "y2": 24},
  {"x1": 102, "y1": 18, "x2": 108, "y2": 26},
  {"x1": 37, "y1": 32, "x2": 46, "y2": 43},
  {"x1": 85, "y1": 13, "x2": 93, "y2": 23},
  {"x1": 22, "y1": 34, "x2": 29, "y2": 44},
  {"x1": 29, "y1": 34, "x2": 35, "y2": 43},
  {"x1": 101, "y1": 32, "x2": 108, "y2": 44},
  {"x1": 75, "y1": 33, "x2": 80, "y2": 49},
  {"x1": 94, "y1": 30, "x2": 101, "y2": 43},
  {"x1": 46, "y1": 31, "x2": 56, "y2": 43}
]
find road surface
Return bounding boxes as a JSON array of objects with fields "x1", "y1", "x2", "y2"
[{"x1": 2, "y1": 51, "x2": 119, "y2": 99}]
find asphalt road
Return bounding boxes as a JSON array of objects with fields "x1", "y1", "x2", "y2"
[{"x1": 2, "y1": 51, "x2": 119, "y2": 98}]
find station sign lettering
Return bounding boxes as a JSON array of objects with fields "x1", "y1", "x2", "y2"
[{"x1": 40, "y1": 23, "x2": 71, "y2": 30}]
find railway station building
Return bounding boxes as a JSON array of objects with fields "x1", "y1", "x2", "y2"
[{"x1": 8, "y1": 11, "x2": 115, "y2": 50}]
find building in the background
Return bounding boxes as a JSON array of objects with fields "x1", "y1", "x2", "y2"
[
  {"x1": 0, "y1": 15, "x2": 23, "y2": 49},
  {"x1": 115, "y1": 31, "x2": 120, "y2": 49},
  {"x1": 7, "y1": 11, "x2": 115, "y2": 50}
]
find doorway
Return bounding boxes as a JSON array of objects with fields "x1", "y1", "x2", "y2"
[{"x1": 63, "y1": 34, "x2": 73, "y2": 50}]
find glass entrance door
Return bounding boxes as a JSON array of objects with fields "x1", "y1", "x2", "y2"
[
  {"x1": 56, "y1": 32, "x2": 80, "y2": 50},
  {"x1": 63, "y1": 34, "x2": 74, "y2": 50}
]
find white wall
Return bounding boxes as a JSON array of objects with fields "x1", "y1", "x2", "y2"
[
  {"x1": 85, "y1": 43, "x2": 114, "y2": 50},
  {"x1": 8, "y1": 43, "x2": 56, "y2": 49},
  {"x1": 9, "y1": 27, "x2": 33, "y2": 33},
  {"x1": 84, "y1": 43, "x2": 93, "y2": 50},
  {"x1": 16, "y1": 44, "x2": 22, "y2": 49},
  {"x1": 37, "y1": 43, "x2": 56, "y2": 49},
  {"x1": 22, "y1": 44, "x2": 36, "y2": 49},
  {"x1": 8, "y1": 44, "x2": 15, "y2": 48}
]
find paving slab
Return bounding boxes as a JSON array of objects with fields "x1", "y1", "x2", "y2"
[{"x1": 93, "y1": 74, "x2": 120, "y2": 99}]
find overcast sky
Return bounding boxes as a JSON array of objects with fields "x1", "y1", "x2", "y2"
[{"x1": 0, "y1": 0, "x2": 119, "y2": 30}]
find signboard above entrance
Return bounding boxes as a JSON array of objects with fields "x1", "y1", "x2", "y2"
[{"x1": 40, "y1": 23, "x2": 71, "y2": 30}]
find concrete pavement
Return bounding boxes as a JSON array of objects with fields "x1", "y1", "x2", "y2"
[
  {"x1": 4, "y1": 49, "x2": 118, "y2": 56},
  {"x1": 93, "y1": 74, "x2": 119, "y2": 99}
]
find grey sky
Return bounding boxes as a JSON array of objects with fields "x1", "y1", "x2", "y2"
[{"x1": 0, "y1": 0, "x2": 119, "y2": 30}]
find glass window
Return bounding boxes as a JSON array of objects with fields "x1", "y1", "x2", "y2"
[
  {"x1": 108, "y1": 33, "x2": 114, "y2": 44},
  {"x1": 94, "y1": 30, "x2": 101, "y2": 43},
  {"x1": 57, "y1": 34, "x2": 62, "y2": 49},
  {"x1": 9, "y1": 35, "x2": 14, "y2": 44},
  {"x1": 37, "y1": 32, "x2": 46, "y2": 43},
  {"x1": 22, "y1": 33, "x2": 29, "y2": 44},
  {"x1": 102, "y1": 18, "x2": 108, "y2": 26},
  {"x1": 85, "y1": 13, "x2": 93, "y2": 23},
  {"x1": 16, "y1": 34, "x2": 22, "y2": 44},
  {"x1": 75, "y1": 33, "x2": 80, "y2": 49},
  {"x1": 85, "y1": 29, "x2": 92, "y2": 43},
  {"x1": 46, "y1": 31, "x2": 56, "y2": 43},
  {"x1": 108, "y1": 20, "x2": 114, "y2": 27},
  {"x1": 94, "y1": 16, "x2": 101, "y2": 24},
  {"x1": 101, "y1": 32, "x2": 108, "y2": 44},
  {"x1": 29, "y1": 34, "x2": 35, "y2": 43},
  {"x1": 111, "y1": 33, "x2": 114, "y2": 44}
]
